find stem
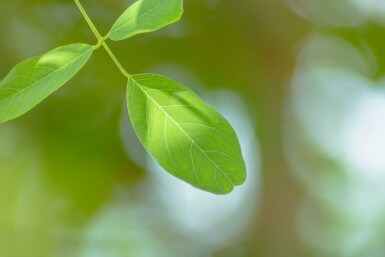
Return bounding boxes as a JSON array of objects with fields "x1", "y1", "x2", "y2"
[{"x1": 74, "y1": 0, "x2": 131, "y2": 78}]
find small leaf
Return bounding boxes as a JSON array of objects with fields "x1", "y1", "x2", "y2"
[
  {"x1": 126, "y1": 74, "x2": 246, "y2": 194},
  {"x1": 0, "y1": 43, "x2": 93, "y2": 123},
  {"x1": 108, "y1": 0, "x2": 183, "y2": 41}
]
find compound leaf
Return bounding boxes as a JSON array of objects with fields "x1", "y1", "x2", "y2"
[
  {"x1": 108, "y1": 0, "x2": 183, "y2": 41},
  {"x1": 126, "y1": 73, "x2": 246, "y2": 194},
  {"x1": 0, "y1": 43, "x2": 93, "y2": 123}
]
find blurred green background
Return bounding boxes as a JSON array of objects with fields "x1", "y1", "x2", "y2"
[{"x1": 2, "y1": 0, "x2": 385, "y2": 256}]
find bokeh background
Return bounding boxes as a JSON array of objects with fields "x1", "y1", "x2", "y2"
[{"x1": 1, "y1": 0, "x2": 385, "y2": 256}]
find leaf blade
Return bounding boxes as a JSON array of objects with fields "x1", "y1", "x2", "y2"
[
  {"x1": 0, "y1": 43, "x2": 93, "y2": 123},
  {"x1": 108, "y1": 0, "x2": 183, "y2": 41},
  {"x1": 126, "y1": 74, "x2": 246, "y2": 194}
]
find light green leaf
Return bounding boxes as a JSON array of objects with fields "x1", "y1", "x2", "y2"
[
  {"x1": 108, "y1": 0, "x2": 183, "y2": 41},
  {"x1": 126, "y1": 74, "x2": 246, "y2": 194},
  {"x1": 0, "y1": 43, "x2": 93, "y2": 123}
]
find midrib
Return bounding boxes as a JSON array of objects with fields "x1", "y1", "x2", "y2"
[{"x1": 131, "y1": 78, "x2": 234, "y2": 186}]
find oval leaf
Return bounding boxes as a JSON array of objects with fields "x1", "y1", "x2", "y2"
[
  {"x1": 126, "y1": 74, "x2": 246, "y2": 194},
  {"x1": 108, "y1": 0, "x2": 183, "y2": 41},
  {"x1": 0, "y1": 43, "x2": 93, "y2": 123}
]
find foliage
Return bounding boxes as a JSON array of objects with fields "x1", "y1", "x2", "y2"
[{"x1": 0, "y1": 0, "x2": 246, "y2": 194}]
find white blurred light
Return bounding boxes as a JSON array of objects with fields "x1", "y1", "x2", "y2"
[
  {"x1": 286, "y1": 0, "x2": 365, "y2": 27},
  {"x1": 350, "y1": 0, "x2": 385, "y2": 24},
  {"x1": 287, "y1": 33, "x2": 385, "y2": 256},
  {"x1": 292, "y1": 67, "x2": 370, "y2": 160},
  {"x1": 80, "y1": 203, "x2": 201, "y2": 257},
  {"x1": 343, "y1": 89, "x2": 385, "y2": 181},
  {"x1": 286, "y1": 0, "x2": 385, "y2": 27}
]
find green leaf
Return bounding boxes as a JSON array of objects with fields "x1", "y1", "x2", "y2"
[
  {"x1": 0, "y1": 43, "x2": 93, "y2": 123},
  {"x1": 126, "y1": 74, "x2": 246, "y2": 194},
  {"x1": 108, "y1": 0, "x2": 183, "y2": 41}
]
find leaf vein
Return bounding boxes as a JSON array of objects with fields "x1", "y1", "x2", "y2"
[
  {"x1": 131, "y1": 78, "x2": 235, "y2": 187},
  {"x1": 111, "y1": 0, "x2": 175, "y2": 33},
  {"x1": 0, "y1": 48, "x2": 92, "y2": 102}
]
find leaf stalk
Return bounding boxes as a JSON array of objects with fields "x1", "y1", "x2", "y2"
[{"x1": 74, "y1": 0, "x2": 131, "y2": 78}]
